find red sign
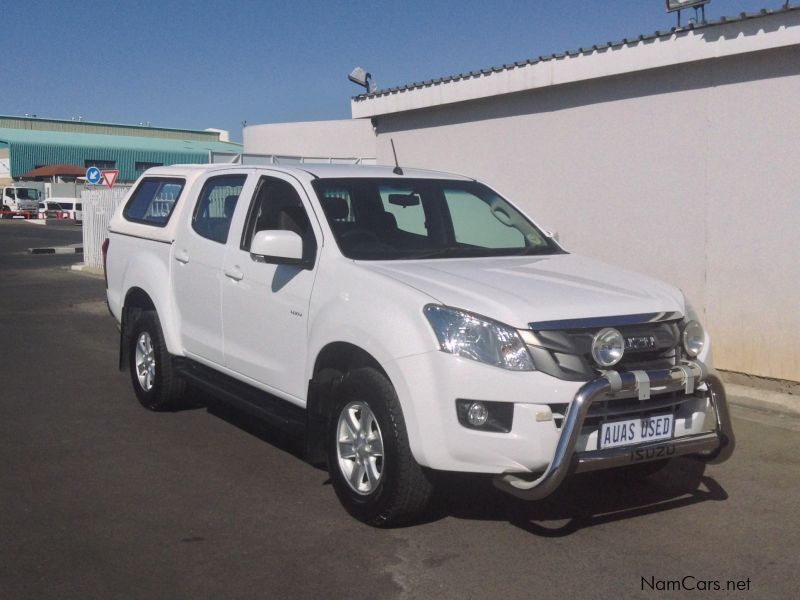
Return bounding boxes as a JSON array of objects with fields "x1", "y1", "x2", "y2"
[{"x1": 101, "y1": 170, "x2": 119, "y2": 189}]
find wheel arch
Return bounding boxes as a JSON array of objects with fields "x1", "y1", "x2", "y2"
[
  {"x1": 305, "y1": 342, "x2": 391, "y2": 465},
  {"x1": 119, "y1": 286, "x2": 157, "y2": 371}
]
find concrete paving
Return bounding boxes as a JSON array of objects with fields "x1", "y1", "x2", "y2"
[
  {"x1": 1, "y1": 220, "x2": 798, "y2": 599},
  {"x1": 726, "y1": 383, "x2": 800, "y2": 418}
]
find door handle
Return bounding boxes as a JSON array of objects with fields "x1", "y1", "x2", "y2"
[
  {"x1": 175, "y1": 249, "x2": 190, "y2": 264},
  {"x1": 224, "y1": 266, "x2": 244, "y2": 281}
]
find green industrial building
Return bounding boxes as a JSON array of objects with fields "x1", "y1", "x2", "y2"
[{"x1": 0, "y1": 115, "x2": 242, "y2": 184}]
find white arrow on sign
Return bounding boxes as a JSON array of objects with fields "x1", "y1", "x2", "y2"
[{"x1": 86, "y1": 166, "x2": 102, "y2": 184}]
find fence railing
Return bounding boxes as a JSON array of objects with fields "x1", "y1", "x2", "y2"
[{"x1": 81, "y1": 186, "x2": 131, "y2": 269}]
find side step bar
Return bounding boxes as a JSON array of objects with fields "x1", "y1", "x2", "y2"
[{"x1": 174, "y1": 359, "x2": 306, "y2": 435}]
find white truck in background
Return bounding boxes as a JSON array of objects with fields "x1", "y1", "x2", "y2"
[{"x1": 1, "y1": 184, "x2": 43, "y2": 217}]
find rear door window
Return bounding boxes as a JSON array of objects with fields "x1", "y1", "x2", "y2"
[
  {"x1": 192, "y1": 175, "x2": 248, "y2": 244},
  {"x1": 123, "y1": 178, "x2": 185, "y2": 226}
]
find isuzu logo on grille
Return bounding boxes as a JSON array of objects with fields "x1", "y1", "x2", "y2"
[{"x1": 624, "y1": 335, "x2": 657, "y2": 351}]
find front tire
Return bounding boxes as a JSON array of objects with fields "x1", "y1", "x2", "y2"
[
  {"x1": 327, "y1": 368, "x2": 433, "y2": 527},
  {"x1": 128, "y1": 311, "x2": 186, "y2": 411}
]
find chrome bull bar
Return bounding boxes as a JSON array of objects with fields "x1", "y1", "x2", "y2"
[{"x1": 494, "y1": 362, "x2": 735, "y2": 500}]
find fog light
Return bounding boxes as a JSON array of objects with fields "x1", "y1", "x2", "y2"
[
  {"x1": 456, "y1": 399, "x2": 514, "y2": 432},
  {"x1": 467, "y1": 402, "x2": 489, "y2": 427}
]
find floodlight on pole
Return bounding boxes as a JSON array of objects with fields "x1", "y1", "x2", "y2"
[
  {"x1": 666, "y1": 0, "x2": 710, "y2": 27},
  {"x1": 348, "y1": 67, "x2": 374, "y2": 93},
  {"x1": 665, "y1": 0, "x2": 710, "y2": 11}
]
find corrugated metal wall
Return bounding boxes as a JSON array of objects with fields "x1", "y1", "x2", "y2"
[
  {"x1": 0, "y1": 117, "x2": 218, "y2": 142},
  {"x1": 9, "y1": 142, "x2": 207, "y2": 182}
]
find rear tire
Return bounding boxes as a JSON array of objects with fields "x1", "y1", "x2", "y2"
[
  {"x1": 128, "y1": 311, "x2": 186, "y2": 411},
  {"x1": 327, "y1": 367, "x2": 433, "y2": 527}
]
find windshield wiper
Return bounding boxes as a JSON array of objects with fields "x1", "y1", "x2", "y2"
[
  {"x1": 408, "y1": 247, "x2": 494, "y2": 260},
  {"x1": 513, "y1": 246, "x2": 546, "y2": 256},
  {"x1": 393, "y1": 245, "x2": 560, "y2": 261},
  {"x1": 407, "y1": 248, "x2": 456, "y2": 260}
]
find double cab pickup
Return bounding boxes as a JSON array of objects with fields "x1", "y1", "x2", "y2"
[{"x1": 105, "y1": 163, "x2": 734, "y2": 526}]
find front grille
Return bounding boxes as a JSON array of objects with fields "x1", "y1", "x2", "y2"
[
  {"x1": 548, "y1": 389, "x2": 704, "y2": 431},
  {"x1": 524, "y1": 319, "x2": 682, "y2": 381},
  {"x1": 617, "y1": 348, "x2": 679, "y2": 373},
  {"x1": 583, "y1": 391, "x2": 693, "y2": 428}
]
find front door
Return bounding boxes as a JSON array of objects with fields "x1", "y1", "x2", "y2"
[{"x1": 221, "y1": 174, "x2": 320, "y2": 401}]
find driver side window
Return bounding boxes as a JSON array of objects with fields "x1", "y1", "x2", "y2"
[{"x1": 241, "y1": 177, "x2": 317, "y2": 263}]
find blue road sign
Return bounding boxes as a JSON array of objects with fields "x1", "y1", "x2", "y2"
[{"x1": 86, "y1": 167, "x2": 102, "y2": 185}]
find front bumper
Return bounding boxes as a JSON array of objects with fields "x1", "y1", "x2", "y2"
[{"x1": 493, "y1": 363, "x2": 735, "y2": 500}]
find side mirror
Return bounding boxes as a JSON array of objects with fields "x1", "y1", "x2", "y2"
[
  {"x1": 544, "y1": 230, "x2": 560, "y2": 242},
  {"x1": 250, "y1": 230, "x2": 310, "y2": 268}
]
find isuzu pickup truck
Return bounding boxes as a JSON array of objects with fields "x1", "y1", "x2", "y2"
[{"x1": 105, "y1": 163, "x2": 734, "y2": 526}]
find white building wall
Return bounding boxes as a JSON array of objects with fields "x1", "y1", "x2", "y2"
[
  {"x1": 368, "y1": 45, "x2": 800, "y2": 382},
  {"x1": 0, "y1": 147, "x2": 11, "y2": 184},
  {"x1": 243, "y1": 119, "x2": 375, "y2": 160}
]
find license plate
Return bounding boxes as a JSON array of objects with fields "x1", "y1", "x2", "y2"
[{"x1": 598, "y1": 414, "x2": 674, "y2": 449}]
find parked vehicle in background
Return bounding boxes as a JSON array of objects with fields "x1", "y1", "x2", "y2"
[
  {"x1": 35, "y1": 198, "x2": 82, "y2": 221},
  {"x1": 37, "y1": 201, "x2": 65, "y2": 219},
  {"x1": 46, "y1": 197, "x2": 82, "y2": 220},
  {"x1": 104, "y1": 164, "x2": 735, "y2": 527},
  {"x1": 1, "y1": 185, "x2": 41, "y2": 212}
]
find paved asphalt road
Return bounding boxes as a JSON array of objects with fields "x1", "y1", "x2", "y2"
[{"x1": 1, "y1": 220, "x2": 798, "y2": 599}]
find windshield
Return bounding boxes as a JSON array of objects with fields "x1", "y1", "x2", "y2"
[
  {"x1": 15, "y1": 188, "x2": 41, "y2": 200},
  {"x1": 311, "y1": 178, "x2": 562, "y2": 260}
]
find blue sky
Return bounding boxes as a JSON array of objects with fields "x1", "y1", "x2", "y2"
[{"x1": 4, "y1": 0, "x2": 788, "y2": 141}]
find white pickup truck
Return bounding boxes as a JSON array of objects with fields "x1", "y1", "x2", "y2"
[{"x1": 105, "y1": 163, "x2": 734, "y2": 526}]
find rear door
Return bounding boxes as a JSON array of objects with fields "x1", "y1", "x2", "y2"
[
  {"x1": 172, "y1": 172, "x2": 253, "y2": 365},
  {"x1": 221, "y1": 173, "x2": 320, "y2": 401}
]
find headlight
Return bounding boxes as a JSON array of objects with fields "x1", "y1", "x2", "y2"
[
  {"x1": 423, "y1": 305, "x2": 534, "y2": 371},
  {"x1": 591, "y1": 327, "x2": 624, "y2": 367},
  {"x1": 682, "y1": 320, "x2": 705, "y2": 357}
]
